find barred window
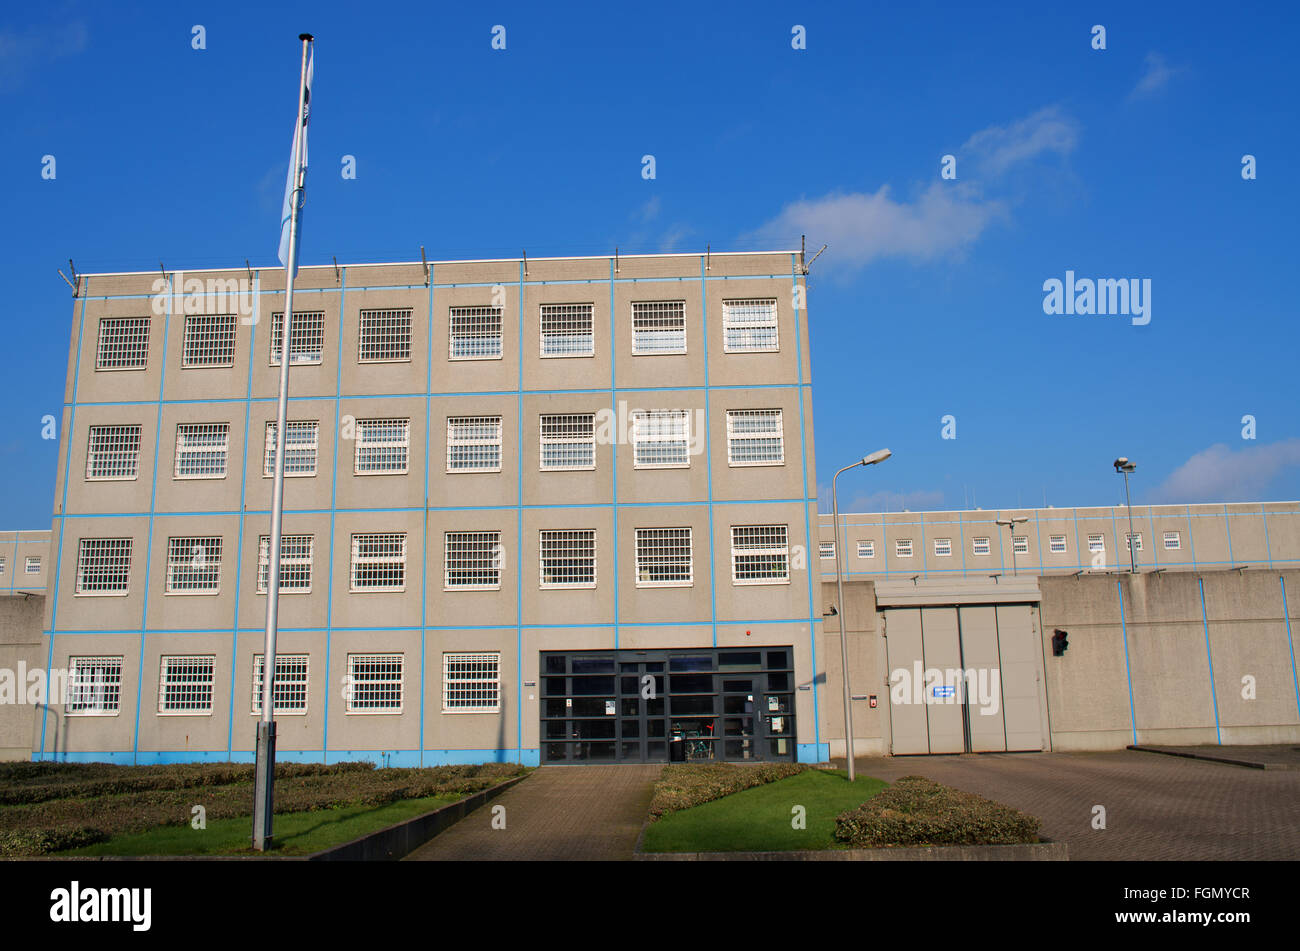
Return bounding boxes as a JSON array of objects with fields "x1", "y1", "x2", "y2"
[
  {"x1": 1013, "y1": 535, "x2": 1030, "y2": 555},
  {"x1": 819, "y1": 541, "x2": 835, "y2": 559},
  {"x1": 447, "y1": 416, "x2": 502, "y2": 472},
  {"x1": 540, "y1": 413, "x2": 595, "y2": 470},
  {"x1": 351, "y1": 533, "x2": 407, "y2": 591},
  {"x1": 1164, "y1": 531, "x2": 1182, "y2": 551},
  {"x1": 631, "y1": 300, "x2": 686, "y2": 355},
  {"x1": 1049, "y1": 534, "x2": 1068, "y2": 554},
  {"x1": 257, "y1": 534, "x2": 313, "y2": 593},
  {"x1": 252, "y1": 654, "x2": 309, "y2": 715},
  {"x1": 182, "y1": 313, "x2": 237, "y2": 367},
  {"x1": 0, "y1": 556, "x2": 5, "y2": 575},
  {"x1": 264, "y1": 420, "x2": 319, "y2": 477},
  {"x1": 347, "y1": 654, "x2": 403, "y2": 713},
  {"x1": 95, "y1": 317, "x2": 150, "y2": 370},
  {"x1": 1087, "y1": 534, "x2": 1105, "y2": 553},
  {"x1": 857, "y1": 540, "x2": 875, "y2": 558},
  {"x1": 165, "y1": 536, "x2": 222, "y2": 593},
  {"x1": 897, "y1": 538, "x2": 914, "y2": 558},
  {"x1": 25, "y1": 556, "x2": 40, "y2": 574},
  {"x1": 725, "y1": 409, "x2": 783, "y2": 466},
  {"x1": 540, "y1": 303, "x2": 594, "y2": 357},
  {"x1": 934, "y1": 538, "x2": 952, "y2": 557},
  {"x1": 354, "y1": 418, "x2": 410, "y2": 475},
  {"x1": 270, "y1": 311, "x2": 325, "y2": 365},
  {"x1": 631, "y1": 409, "x2": 690, "y2": 468},
  {"x1": 86, "y1": 425, "x2": 142, "y2": 481},
  {"x1": 731, "y1": 525, "x2": 790, "y2": 584},
  {"x1": 1125, "y1": 533, "x2": 1142, "y2": 552},
  {"x1": 540, "y1": 529, "x2": 596, "y2": 587},
  {"x1": 443, "y1": 652, "x2": 500, "y2": 712},
  {"x1": 76, "y1": 538, "x2": 131, "y2": 595},
  {"x1": 66, "y1": 656, "x2": 123, "y2": 715},
  {"x1": 158, "y1": 656, "x2": 215, "y2": 714},
  {"x1": 359, "y1": 308, "x2": 412, "y2": 362},
  {"x1": 972, "y1": 536, "x2": 991, "y2": 556},
  {"x1": 722, "y1": 298, "x2": 779, "y2": 353},
  {"x1": 445, "y1": 531, "x2": 502, "y2": 589},
  {"x1": 449, "y1": 306, "x2": 503, "y2": 360},
  {"x1": 635, "y1": 527, "x2": 692, "y2": 586},
  {"x1": 174, "y1": 423, "x2": 229, "y2": 479}
]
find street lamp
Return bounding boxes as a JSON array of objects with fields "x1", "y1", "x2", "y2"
[
  {"x1": 832, "y1": 448, "x2": 891, "y2": 782},
  {"x1": 995, "y1": 516, "x2": 1029, "y2": 576},
  {"x1": 1114, "y1": 457, "x2": 1137, "y2": 573}
]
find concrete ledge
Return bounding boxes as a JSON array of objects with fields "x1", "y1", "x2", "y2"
[
  {"x1": 637, "y1": 841, "x2": 1067, "y2": 861},
  {"x1": 1128, "y1": 745, "x2": 1300, "y2": 771}
]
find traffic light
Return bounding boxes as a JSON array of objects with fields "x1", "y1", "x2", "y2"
[{"x1": 1051, "y1": 629, "x2": 1069, "y2": 656}]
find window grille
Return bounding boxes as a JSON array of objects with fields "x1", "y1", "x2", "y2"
[
  {"x1": 449, "y1": 306, "x2": 503, "y2": 360},
  {"x1": 270, "y1": 311, "x2": 325, "y2": 365},
  {"x1": 351, "y1": 533, "x2": 407, "y2": 591},
  {"x1": 445, "y1": 531, "x2": 502, "y2": 588},
  {"x1": 732, "y1": 525, "x2": 790, "y2": 584},
  {"x1": 76, "y1": 538, "x2": 131, "y2": 595},
  {"x1": 86, "y1": 425, "x2": 142, "y2": 480},
  {"x1": 1049, "y1": 535, "x2": 1067, "y2": 554},
  {"x1": 25, "y1": 556, "x2": 40, "y2": 574},
  {"x1": 158, "y1": 656, "x2": 215, "y2": 714},
  {"x1": 354, "y1": 418, "x2": 410, "y2": 474},
  {"x1": 66, "y1": 656, "x2": 123, "y2": 715},
  {"x1": 631, "y1": 300, "x2": 686, "y2": 354},
  {"x1": 819, "y1": 541, "x2": 835, "y2": 559},
  {"x1": 1164, "y1": 531, "x2": 1182, "y2": 551},
  {"x1": 540, "y1": 303, "x2": 594, "y2": 357},
  {"x1": 182, "y1": 313, "x2": 237, "y2": 367},
  {"x1": 722, "y1": 298, "x2": 779, "y2": 352},
  {"x1": 896, "y1": 538, "x2": 914, "y2": 558},
  {"x1": 443, "y1": 652, "x2": 501, "y2": 712},
  {"x1": 635, "y1": 527, "x2": 692, "y2": 586},
  {"x1": 972, "y1": 537, "x2": 991, "y2": 556},
  {"x1": 725, "y1": 409, "x2": 783, "y2": 466},
  {"x1": 347, "y1": 654, "x2": 403, "y2": 712},
  {"x1": 257, "y1": 534, "x2": 312, "y2": 592},
  {"x1": 934, "y1": 538, "x2": 952, "y2": 556},
  {"x1": 1088, "y1": 534, "x2": 1105, "y2": 553},
  {"x1": 631, "y1": 410, "x2": 690, "y2": 468},
  {"x1": 252, "y1": 654, "x2": 309, "y2": 714},
  {"x1": 264, "y1": 420, "x2": 319, "y2": 477},
  {"x1": 540, "y1": 529, "x2": 596, "y2": 587},
  {"x1": 174, "y1": 423, "x2": 230, "y2": 479},
  {"x1": 857, "y1": 540, "x2": 875, "y2": 558},
  {"x1": 166, "y1": 536, "x2": 222, "y2": 593},
  {"x1": 1013, "y1": 535, "x2": 1030, "y2": 555},
  {"x1": 358, "y1": 308, "x2": 412, "y2": 362},
  {"x1": 95, "y1": 317, "x2": 150, "y2": 370},
  {"x1": 540, "y1": 414, "x2": 596, "y2": 470},
  {"x1": 1125, "y1": 533, "x2": 1143, "y2": 552},
  {"x1": 446, "y1": 416, "x2": 502, "y2": 472}
]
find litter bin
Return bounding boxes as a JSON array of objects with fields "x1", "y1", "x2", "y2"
[{"x1": 669, "y1": 733, "x2": 685, "y2": 762}]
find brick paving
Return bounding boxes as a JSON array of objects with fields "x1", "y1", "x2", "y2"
[
  {"x1": 1135, "y1": 743, "x2": 1300, "y2": 770},
  {"x1": 404, "y1": 765, "x2": 661, "y2": 861},
  {"x1": 845, "y1": 750, "x2": 1300, "y2": 860}
]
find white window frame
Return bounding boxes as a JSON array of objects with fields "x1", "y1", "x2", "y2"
[
  {"x1": 257, "y1": 534, "x2": 313, "y2": 594},
  {"x1": 1164, "y1": 531, "x2": 1182, "y2": 551},
  {"x1": 1013, "y1": 535, "x2": 1030, "y2": 555},
  {"x1": 857, "y1": 540, "x2": 874, "y2": 559},
  {"x1": 896, "y1": 538, "x2": 914, "y2": 558},
  {"x1": 725, "y1": 409, "x2": 784, "y2": 467},
  {"x1": 449, "y1": 306, "x2": 504, "y2": 360},
  {"x1": 86, "y1": 425, "x2": 142, "y2": 481},
  {"x1": 1049, "y1": 534, "x2": 1068, "y2": 554},
  {"x1": 631, "y1": 409, "x2": 690, "y2": 469},
  {"x1": 25, "y1": 556, "x2": 40, "y2": 575},
  {"x1": 444, "y1": 531, "x2": 502, "y2": 590},
  {"x1": 446, "y1": 416, "x2": 502, "y2": 473},
  {"x1": 1125, "y1": 532, "x2": 1143, "y2": 552},
  {"x1": 635, "y1": 527, "x2": 693, "y2": 587},
  {"x1": 934, "y1": 538, "x2": 952, "y2": 557},
  {"x1": 539, "y1": 529, "x2": 597, "y2": 588},
  {"x1": 263, "y1": 420, "x2": 319, "y2": 478},
  {"x1": 252, "y1": 654, "x2": 309, "y2": 715},
  {"x1": 354, "y1": 418, "x2": 410, "y2": 475},
  {"x1": 95, "y1": 316, "x2": 150, "y2": 371},
  {"x1": 350, "y1": 532, "x2": 407, "y2": 592},
  {"x1": 66, "y1": 656, "x2": 124, "y2": 716},
  {"x1": 165, "y1": 536, "x2": 222, "y2": 594},
  {"x1": 181, "y1": 313, "x2": 237, "y2": 368},
  {"x1": 269, "y1": 311, "x2": 325, "y2": 365},
  {"x1": 443, "y1": 652, "x2": 501, "y2": 713},
  {"x1": 721, "y1": 298, "x2": 779, "y2": 353},
  {"x1": 75, "y1": 538, "x2": 131, "y2": 596},
  {"x1": 539, "y1": 414, "x2": 596, "y2": 471},
  {"x1": 346, "y1": 653, "x2": 403, "y2": 714},
  {"x1": 972, "y1": 536, "x2": 991, "y2": 556},
  {"x1": 631, "y1": 300, "x2": 686, "y2": 355},
  {"x1": 1088, "y1": 534, "x2": 1105, "y2": 553},
  {"x1": 539, "y1": 302, "x2": 595, "y2": 358},
  {"x1": 731, "y1": 524, "x2": 791, "y2": 585},
  {"x1": 174, "y1": 423, "x2": 230, "y2": 480},
  {"x1": 157, "y1": 655, "x2": 215, "y2": 715},
  {"x1": 819, "y1": 541, "x2": 836, "y2": 560},
  {"x1": 358, "y1": 308, "x2": 413, "y2": 362}
]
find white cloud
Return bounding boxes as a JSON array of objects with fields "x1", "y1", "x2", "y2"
[
  {"x1": 960, "y1": 105, "x2": 1080, "y2": 177},
  {"x1": 0, "y1": 20, "x2": 89, "y2": 92},
  {"x1": 1128, "y1": 52, "x2": 1183, "y2": 101},
  {"x1": 1150, "y1": 439, "x2": 1300, "y2": 503}
]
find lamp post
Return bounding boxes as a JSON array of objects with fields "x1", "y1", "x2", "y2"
[
  {"x1": 832, "y1": 448, "x2": 891, "y2": 782},
  {"x1": 1114, "y1": 457, "x2": 1137, "y2": 573},
  {"x1": 995, "y1": 516, "x2": 1029, "y2": 576}
]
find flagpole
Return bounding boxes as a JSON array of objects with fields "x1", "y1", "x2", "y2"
[{"x1": 254, "y1": 31, "x2": 313, "y2": 852}]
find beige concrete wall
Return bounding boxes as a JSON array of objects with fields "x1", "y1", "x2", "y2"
[{"x1": 0, "y1": 595, "x2": 44, "y2": 759}]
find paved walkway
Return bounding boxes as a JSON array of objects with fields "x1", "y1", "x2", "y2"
[
  {"x1": 1133, "y1": 743, "x2": 1300, "y2": 770},
  {"x1": 405, "y1": 765, "x2": 660, "y2": 861},
  {"x1": 843, "y1": 750, "x2": 1300, "y2": 860}
]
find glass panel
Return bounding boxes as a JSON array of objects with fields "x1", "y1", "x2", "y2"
[
  {"x1": 571, "y1": 719, "x2": 616, "y2": 739},
  {"x1": 766, "y1": 715, "x2": 788, "y2": 735},
  {"x1": 571, "y1": 676, "x2": 615, "y2": 695},
  {"x1": 669, "y1": 673, "x2": 712, "y2": 693},
  {"x1": 585, "y1": 742, "x2": 616, "y2": 761},
  {"x1": 545, "y1": 655, "x2": 566, "y2": 674},
  {"x1": 621, "y1": 741, "x2": 641, "y2": 759},
  {"x1": 544, "y1": 720, "x2": 567, "y2": 739},
  {"x1": 645, "y1": 662, "x2": 664, "y2": 672},
  {"x1": 571, "y1": 698, "x2": 609, "y2": 717},
  {"x1": 621, "y1": 719, "x2": 640, "y2": 738},
  {"x1": 719, "y1": 651, "x2": 762, "y2": 669},
  {"x1": 544, "y1": 742, "x2": 566, "y2": 760},
  {"x1": 647, "y1": 719, "x2": 666, "y2": 738},
  {"x1": 647, "y1": 741, "x2": 666, "y2": 758},
  {"x1": 725, "y1": 739, "x2": 757, "y2": 759},
  {"x1": 620, "y1": 676, "x2": 640, "y2": 694},
  {"x1": 769, "y1": 738, "x2": 790, "y2": 757},
  {"x1": 671, "y1": 695, "x2": 715, "y2": 715},
  {"x1": 620, "y1": 662, "x2": 639, "y2": 673},
  {"x1": 766, "y1": 650, "x2": 788, "y2": 669},
  {"x1": 723, "y1": 695, "x2": 753, "y2": 714},
  {"x1": 723, "y1": 679, "x2": 754, "y2": 692},
  {"x1": 669, "y1": 655, "x2": 713, "y2": 672},
  {"x1": 572, "y1": 657, "x2": 615, "y2": 674},
  {"x1": 764, "y1": 695, "x2": 792, "y2": 714},
  {"x1": 621, "y1": 698, "x2": 639, "y2": 717},
  {"x1": 723, "y1": 717, "x2": 754, "y2": 737},
  {"x1": 544, "y1": 699, "x2": 567, "y2": 717},
  {"x1": 768, "y1": 672, "x2": 789, "y2": 691},
  {"x1": 544, "y1": 677, "x2": 565, "y2": 695},
  {"x1": 647, "y1": 698, "x2": 665, "y2": 716}
]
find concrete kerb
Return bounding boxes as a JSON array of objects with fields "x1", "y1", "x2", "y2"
[
  {"x1": 1127, "y1": 745, "x2": 1282, "y2": 770},
  {"x1": 636, "y1": 842, "x2": 1068, "y2": 861}
]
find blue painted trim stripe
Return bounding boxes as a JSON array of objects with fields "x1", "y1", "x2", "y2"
[
  {"x1": 1117, "y1": 579, "x2": 1138, "y2": 745},
  {"x1": 1282, "y1": 576, "x2": 1300, "y2": 725},
  {"x1": 1198, "y1": 578, "x2": 1222, "y2": 744}
]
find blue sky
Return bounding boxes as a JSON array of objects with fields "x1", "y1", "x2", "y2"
[{"x1": 2, "y1": 0, "x2": 1297, "y2": 525}]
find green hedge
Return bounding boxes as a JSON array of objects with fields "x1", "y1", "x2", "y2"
[
  {"x1": 833, "y1": 775, "x2": 1041, "y2": 848},
  {"x1": 648, "y1": 763, "x2": 807, "y2": 820}
]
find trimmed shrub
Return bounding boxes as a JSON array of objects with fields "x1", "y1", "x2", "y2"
[
  {"x1": 648, "y1": 763, "x2": 807, "y2": 820},
  {"x1": 0, "y1": 827, "x2": 108, "y2": 857},
  {"x1": 833, "y1": 775, "x2": 1040, "y2": 847}
]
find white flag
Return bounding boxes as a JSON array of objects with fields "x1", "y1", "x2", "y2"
[{"x1": 277, "y1": 47, "x2": 313, "y2": 277}]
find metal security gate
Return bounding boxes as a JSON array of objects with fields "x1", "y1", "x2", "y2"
[{"x1": 540, "y1": 647, "x2": 796, "y2": 764}]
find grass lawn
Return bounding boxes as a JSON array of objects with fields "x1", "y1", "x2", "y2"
[
  {"x1": 61, "y1": 793, "x2": 463, "y2": 856},
  {"x1": 642, "y1": 769, "x2": 885, "y2": 853}
]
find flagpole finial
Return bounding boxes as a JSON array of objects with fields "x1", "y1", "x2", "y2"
[{"x1": 300, "y1": 33, "x2": 313, "y2": 41}]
